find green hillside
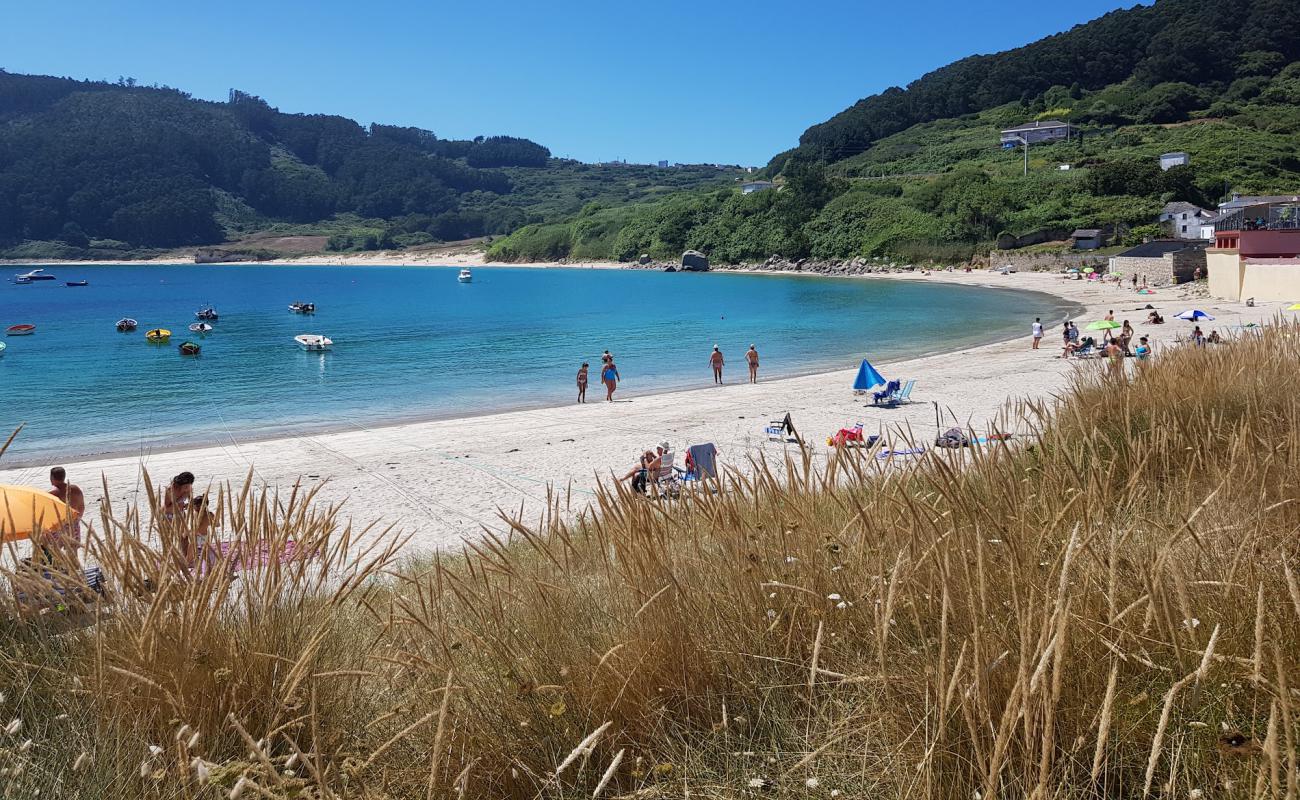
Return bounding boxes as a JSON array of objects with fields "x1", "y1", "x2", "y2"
[
  {"x1": 489, "y1": 0, "x2": 1300, "y2": 264},
  {"x1": 0, "y1": 72, "x2": 737, "y2": 259}
]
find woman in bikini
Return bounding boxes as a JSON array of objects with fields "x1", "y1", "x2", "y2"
[{"x1": 576, "y1": 362, "x2": 589, "y2": 403}]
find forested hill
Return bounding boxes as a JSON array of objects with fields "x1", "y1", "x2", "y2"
[
  {"x1": 488, "y1": 0, "x2": 1300, "y2": 265},
  {"x1": 783, "y1": 0, "x2": 1298, "y2": 167},
  {"x1": 0, "y1": 72, "x2": 735, "y2": 257}
]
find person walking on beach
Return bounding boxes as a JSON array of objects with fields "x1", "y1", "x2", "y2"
[
  {"x1": 576, "y1": 362, "x2": 589, "y2": 403},
  {"x1": 745, "y1": 345, "x2": 759, "y2": 383},
  {"x1": 1031, "y1": 318, "x2": 1043, "y2": 350},
  {"x1": 709, "y1": 346, "x2": 725, "y2": 384},
  {"x1": 601, "y1": 357, "x2": 620, "y2": 401}
]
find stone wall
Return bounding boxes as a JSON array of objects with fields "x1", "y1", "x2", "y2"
[
  {"x1": 1108, "y1": 249, "x2": 1205, "y2": 288},
  {"x1": 980, "y1": 250, "x2": 1110, "y2": 272}
]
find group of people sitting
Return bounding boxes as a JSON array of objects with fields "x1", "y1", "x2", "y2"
[
  {"x1": 619, "y1": 441, "x2": 718, "y2": 494},
  {"x1": 621, "y1": 442, "x2": 673, "y2": 494},
  {"x1": 1060, "y1": 314, "x2": 1152, "y2": 362}
]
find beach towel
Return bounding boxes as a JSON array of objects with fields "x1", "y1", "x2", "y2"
[
  {"x1": 683, "y1": 443, "x2": 718, "y2": 480},
  {"x1": 876, "y1": 447, "x2": 926, "y2": 459},
  {"x1": 196, "y1": 539, "x2": 310, "y2": 575}
]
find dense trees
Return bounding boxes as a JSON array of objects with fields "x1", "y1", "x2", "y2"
[{"x1": 0, "y1": 73, "x2": 555, "y2": 249}]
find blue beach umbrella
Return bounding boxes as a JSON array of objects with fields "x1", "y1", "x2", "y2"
[
  {"x1": 1175, "y1": 309, "x2": 1215, "y2": 321},
  {"x1": 853, "y1": 358, "x2": 887, "y2": 391}
]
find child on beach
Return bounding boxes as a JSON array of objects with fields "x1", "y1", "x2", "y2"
[{"x1": 576, "y1": 363, "x2": 588, "y2": 403}]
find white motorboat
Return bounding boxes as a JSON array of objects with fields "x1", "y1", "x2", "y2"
[
  {"x1": 295, "y1": 334, "x2": 333, "y2": 352},
  {"x1": 458, "y1": 268, "x2": 473, "y2": 283},
  {"x1": 14, "y1": 268, "x2": 56, "y2": 282},
  {"x1": 188, "y1": 322, "x2": 214, "y2": 334}
]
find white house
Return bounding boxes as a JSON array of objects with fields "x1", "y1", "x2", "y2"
[
  {"x1": 1159, "y1": 152, "x2": 1189, "y2": 171},
  {"x1": 1000, "y1": 120, "x2": 1069, "y2": 148},
  {"x1": 741, "y1": 180, "x2": 776, "y2": 194},
  {"x1": 1158, "y1": 201, "x2": 1213, "y2": 240}
]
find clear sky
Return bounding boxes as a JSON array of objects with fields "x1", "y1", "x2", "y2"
[{"x1": 2, "y1": 0, "x2": 1138, "y2": 166}]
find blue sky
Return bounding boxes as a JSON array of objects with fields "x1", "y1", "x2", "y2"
[{"x1": 2, "y1": 0, "x2": 1137, "y2": 165}]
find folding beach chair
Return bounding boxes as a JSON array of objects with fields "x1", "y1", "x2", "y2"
[
  {"x1": 875, "y1": 379, "x2": 915, "y2": 408},
  {"x1": 766, "y1": 413, "x2": 801, "y2": 443},
  {"x1": 649, "y1": 451, "x2": 681, "y2": 497},
  {"x1": 11, "y1": 563, "x2": 105, "y2": 614},
  {"x1": 871, "y1": 380, "x2": 901, "y2": 406}
]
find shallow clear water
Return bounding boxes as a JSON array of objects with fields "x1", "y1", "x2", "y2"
[{"x1": 0, "y1": 265, "x2": 1076, "y2": 462}]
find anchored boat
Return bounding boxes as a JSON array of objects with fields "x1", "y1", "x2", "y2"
[
  {"x1": 5, "y1": 324, "x2": 36, "y2": 336},
  {"x1": 13, "y1": 269, "x2": 56, "y2": 282},
  {"x1": 116, "y1": 318, "x2": 138, "y2": 332},
  {"x1": 0, "y1": 342, "x2": 6, "y2": 356},
  {"x1": 195, "y1": 307, "x2": 219, "y2": 321},
  {"x1": 178, "y1": 341, "x2": 201, "y2": 356},
  {"x1": 188, "y1": 322, "x2": 213, "y2": 334},
  {"x1": 295, "y1": 334, "x2": 333, "y2": 352},
  {"x1": 65, "y1": 280, "x2": 89, "y2": 287},
  {"x1": 458, "y1": 269, "x2": 473, "y2": 283},
  {"x1": 145, "y1": 328, "x2": 171, "y2": 343},
  {"x1": 289, "y1": 301, "x2": 316, "y2": 314}
]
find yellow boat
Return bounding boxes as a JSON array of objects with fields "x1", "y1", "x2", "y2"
[{"x1": 145, "y1": 328, "x2": 171, "y2": 343}]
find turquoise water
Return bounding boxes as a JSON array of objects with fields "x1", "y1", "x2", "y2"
[{"x1": 0, "y1": 265, "x2": 1076, "y2": 462}]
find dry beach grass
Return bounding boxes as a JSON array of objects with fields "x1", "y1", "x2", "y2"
[{"x1": 2, "y1": 322, "x2": 1299, "y2": 798}]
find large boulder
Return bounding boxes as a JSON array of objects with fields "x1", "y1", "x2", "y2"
[{"x1": 681, "y1": 250, "x2": 710, "y2": 272}]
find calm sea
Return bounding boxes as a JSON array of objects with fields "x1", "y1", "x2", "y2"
[{"x1": 0, "y1": 265, "x2": 1076, "y2": 463}]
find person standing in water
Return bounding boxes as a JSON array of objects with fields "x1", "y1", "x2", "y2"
[
  {"x1": 576, "y1": 362, "x2": 589, "y2": 403},
  {"x1": 709, "y1": 345, "x2": 725, "y2": 384},
  {"x1": 601, "y1": 357, "x2": 620, "y2": 401},
  {"x1": 745, "y1": 345, "x2": 759, "y2": 383}
]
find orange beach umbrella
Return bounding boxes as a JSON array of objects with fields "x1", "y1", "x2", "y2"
[{"x1": 0, "y1": 485, "x2": 79, "y2": 543}]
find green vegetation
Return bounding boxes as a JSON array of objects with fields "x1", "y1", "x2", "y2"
[
  {"x1": 0, "y1": 72, "x2": 736, "y2": 258},
  {"x1": 5, "y1": 322, "x2": 1300, "y2": 797},
  {"x1": 490, "y1": 0, "x2": 1300, "y2": 264}
]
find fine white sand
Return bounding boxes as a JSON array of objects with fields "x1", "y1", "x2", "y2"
[{"x1": 0, "y1": 270, "x2": 1282, "y2": 552}]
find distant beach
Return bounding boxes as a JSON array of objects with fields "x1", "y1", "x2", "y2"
[{"x1": 0, "y1": 270, "x2": 1277, "y2": 553}]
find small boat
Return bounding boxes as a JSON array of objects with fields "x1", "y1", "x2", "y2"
[
  {"x1": 188, "y1": 322, "x2": 213, "y2": 334},
  {"x1": 195, "y1": 307, "x2": 219, "y2": 321},
  {"x1": 295, "y1": 334, "x2": 333, "y2": 352},
  {"x1": 289, "y1": 301, "x2": 316, "y2": 314},
  {"x1": 145, "y1": 328, "x2": 171, "y2": 343},
  {"x1": 178, "y1": 341, "x2": 201, "y2": 356},
  {"x1": 0, "y1": 342, "x2": 6, "y2": 356},
  {"x1": 458, "y1": 269, "x2": 473, "y2": 283},
  {"x1": 6, "y1": 324, "x2": 36, "y2": 336},
  {"x1": 65, "y1": 280, "x2": 89, "y2": 287},
  {"x1": 116, "y1": 318, "x2": 138, "y2": 332},
  {"x1": 14, "y1": 269, "x2": 56, "y2": 282}
]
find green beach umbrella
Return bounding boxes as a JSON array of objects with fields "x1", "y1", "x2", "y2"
[
  {"x1": 1082, "y1": 267, "x2": 1095, "y2": 274},
  {"x1": 1086, "y1": 320, "x2": 1122, "y2": 331},
  {"x1": 1288, "y1": 303, "x2": 1300, "y2": 311}
]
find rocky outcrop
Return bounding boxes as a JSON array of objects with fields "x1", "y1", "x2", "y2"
[{"x1": 681, "y1": 250, "x2": 710, "y2": 271}]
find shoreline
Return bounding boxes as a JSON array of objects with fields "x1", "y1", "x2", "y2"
[
  {"x1": 0, "y1": 270, "x2": 1275, "y2": 554},
  {"x1": 0, "y1": 279, "x2": 1081, "y2": 469}
]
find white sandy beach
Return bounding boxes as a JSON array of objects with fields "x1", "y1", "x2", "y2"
[{"x1": 0, "y1": 270, "x2": 1282, "y2": 552}]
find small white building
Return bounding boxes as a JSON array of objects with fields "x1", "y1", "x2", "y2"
[
  {"x1": 741, "y1": 180, "x2": 776, "y2": 194},
  {"x1": 1158, "y1": 201, "x2": 1213, "y2": 240},
  {"x1": 1000, "y1": 120, "x2": 1069, "y2": 148},
  {"x1": 1159, "y1": 152, "x2": 1189, "y2": 171}
]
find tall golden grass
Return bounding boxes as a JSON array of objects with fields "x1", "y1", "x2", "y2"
[{"x1": 1, "y1": 324, "x2": 1298, "y2": 799}]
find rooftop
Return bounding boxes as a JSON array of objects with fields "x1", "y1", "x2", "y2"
[
  {"x1": 1219, "y1": 194, "x2": 1300, "y2": 211},
  {"x1": 1160, "y1": 152, "x2": 1189, "y2": 159},
  {"x1": 1001, "y1": 120, "x2": 1068, "y2": 133},
  {"x1": 1116, "y1": 240, "x2": 1205, "y2": 259},
  {"x1": 1072, "y1": 229, "x2": 1103, "y2": 237},
  {"x1": 1161, "y1": 201, "x2": 1210, "y2": 216}
]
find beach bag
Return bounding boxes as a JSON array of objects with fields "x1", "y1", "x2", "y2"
[{"x1": 935, "y1": 427, "x2": 969, "y2": 448}]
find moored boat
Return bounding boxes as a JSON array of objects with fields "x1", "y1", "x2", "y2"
[
  {"x1": 458, "y1": 269, "x2": 473, "y2": 283},
  {"x1": 5, "y1": 324, "x2": 36, "y2": 336},
  {"x1": 145, "y1": 328, "x2": 171, "y2": 343},
  {"x1": 289, "y1": 301, "x2": 316, "y2": 314},
  {"x1": 295, "y1": 334, "x2": 333, "y2": 351},
  {"x1": 188, "y1": 322, "x2": 213, "y2": 334},
  {"x1": 179, "y1": 341, "x2": 201, "y2": 356},
  {"x1": 0, "y1": 342, "x2": 6, "y2": 356},
  {"x1": 14, "y1": 269, "x2": 56, "y2": 282},
  {"x1": 116, "y1": 318, "x2": 138, "y2": 332},
  {"x1": 195, "y1": 306, "x2": 219, "y2": 321},
  {"x1": 65, "y1": 280, "x2": 89, "y2": 287}
]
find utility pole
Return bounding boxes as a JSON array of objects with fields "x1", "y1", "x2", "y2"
[{"x1": 1013, "y1": 134, "x2": 1029, "y2": 176}]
